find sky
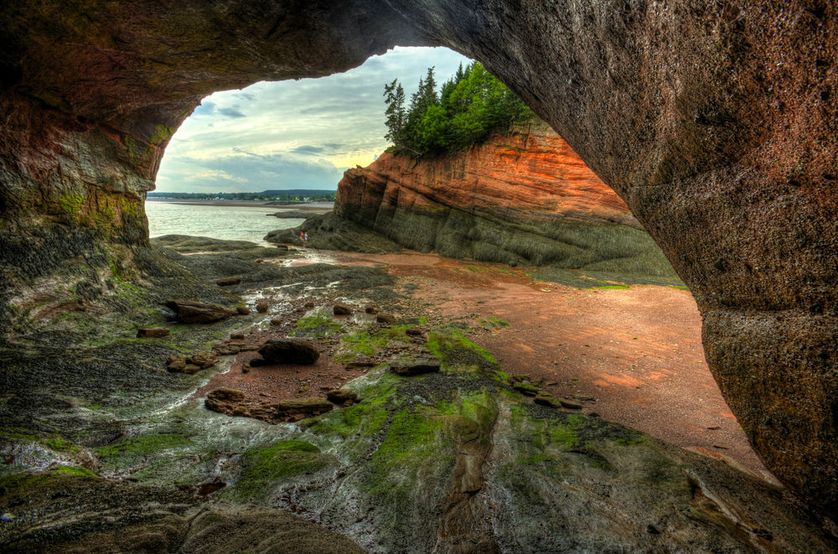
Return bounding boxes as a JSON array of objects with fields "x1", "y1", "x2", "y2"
[{"x1": 155, "y1": 47, "x2": 471, "y2": 193}]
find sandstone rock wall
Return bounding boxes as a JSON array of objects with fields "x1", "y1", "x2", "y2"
[{"x1": 332, "y1": 121, "x2": 678, "y2": 282}]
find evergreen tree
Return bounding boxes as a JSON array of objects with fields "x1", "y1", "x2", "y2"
[
  {"x1": 383, "y1": 79, "x2": 406, "y2": 145},
  {"x1": 383, "y1": 62, "x2": 532, "y2": 157}
]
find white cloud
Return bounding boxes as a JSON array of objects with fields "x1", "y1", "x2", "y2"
[{"x1": 155, "y1": 47, "x2": 471, "y2": 193}]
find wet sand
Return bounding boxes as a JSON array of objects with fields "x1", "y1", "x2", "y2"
[{"x1": 326, "y1": 250, "x2": 774, "y2": 480}]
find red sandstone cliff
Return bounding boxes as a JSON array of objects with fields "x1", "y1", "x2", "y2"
[{"x1": 336, "y1": 120, "x2": 637, "y2": 229}]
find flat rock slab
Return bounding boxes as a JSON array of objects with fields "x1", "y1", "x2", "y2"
[
  {"x1": 276, "y1": 398, "x2": 333, "y2": 419},
  {"x1": 390, "y1": 358, "x2": 441, "y2": 376},
  {"x1": 205, "y1": 389, "x2": 332, "y2": 423},
  {"x1": 333, "y1": 303, "x2": 353, "y2": 315},
  {"x1": 136, "y1": 327, "x2": 170, "y2": 338},
  {"x1": 259, "y1": 338, "x2": 320, "y2": 364},
  {"x1": 166, "y1": 300, "x2": 236, "y2": 324}
]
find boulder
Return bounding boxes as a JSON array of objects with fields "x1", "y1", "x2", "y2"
[
  {"x1": 165, "y1": 300, "x2": 235, "y2": 324},
  {"x1": 167, "y1": 352, "x2": 217, "y2": 374},
  {"x1": 236, "y1": 306, "x2": 251, "y2": 315},
  {"x1": 255, "y1": 300, "x2": 269, "y2": 313},
  {"x1": 136, "y1": 327, "x2": 169, "y2": 338},
  {"x1": 389, "y1": 358, "x2": 441, "y2": 376},
  {"x1": 364, "y1": 305, "x2": 378, "y2": 314},
  {"x1": 333, "y1": 303, "x2": 353, "y2": 315},
  {"x1": 326, "y1": 388, "x2": 359, "y2": 405},
  {"x1": 259, "y1": 338, "x2": 320, "y2": 365}
]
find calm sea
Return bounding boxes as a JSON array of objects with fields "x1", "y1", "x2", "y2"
[{"x1": 146, "y1": 201, "x2": 304, "y2": 245}]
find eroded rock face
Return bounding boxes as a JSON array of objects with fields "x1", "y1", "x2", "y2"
[
  {"x1": 332, "y1": 120, "x2": 675, "y2": 274},
  {"x1": 0, "y1": 1, "x2": 835, "y2": 515}
]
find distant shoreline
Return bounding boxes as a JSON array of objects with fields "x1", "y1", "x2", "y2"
[{"x1": 146, "y1": 199, "x2": 334, "y2": 210}]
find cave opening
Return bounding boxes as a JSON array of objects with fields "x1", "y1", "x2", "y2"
[
  {"x1": 1, "y1": 3, "x2": 835, "y2": 547},
  {"x1": 143, "y1": 46, "x2": 769, "y2": 481}
]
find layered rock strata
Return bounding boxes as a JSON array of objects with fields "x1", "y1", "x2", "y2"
[
  {"x1": 329, "y1": 120, "x2": 677, "y2": 282},
  {"x1": 0, "y1": 1, "x2": 835, "y2": 516}
]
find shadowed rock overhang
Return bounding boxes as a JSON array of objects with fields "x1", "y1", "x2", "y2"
[{"x1": 0, "y1": 0, "x2": 835, "y2": 518}]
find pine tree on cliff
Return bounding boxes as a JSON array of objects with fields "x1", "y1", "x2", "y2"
[
  {"x1": 383, "y1": 79, "x2": 406, "y2": 146},
  {"x1": 384, "y1": 63, "x2": 531, "y2": 157}
]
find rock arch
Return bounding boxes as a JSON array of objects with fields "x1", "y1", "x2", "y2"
[{"x1": 0, "y1": 0, "x2": 835, "y2": 517}]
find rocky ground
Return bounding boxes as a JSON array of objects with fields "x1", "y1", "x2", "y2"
[{"x1": 1, "y1": 237, "x2": 835, "y2": 552}]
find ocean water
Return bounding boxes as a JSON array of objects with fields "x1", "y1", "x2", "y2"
[{"x1": 146, "y1": 201, "x2": 304, "y2": 245}]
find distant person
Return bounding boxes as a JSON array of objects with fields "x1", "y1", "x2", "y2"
[
  {"x1": 303, "y1": 231, "x2": 309, "y2": 242},
  {"x1": 299, "y1": 230, "x2": 305, "y2": 243}
]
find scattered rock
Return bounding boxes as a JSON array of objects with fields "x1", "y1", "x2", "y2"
[
  {"x1": 574, "y1": 393, "x2": 596, "y2": 402},
  {"x1": 533, "y1": 393, "x2": 561, "y2": 408},
  {"x1": 205, "y1": 388, "x2": 247, "y2": 415},
  {"x1": 236, "y1": 306, "x2": 251, "y2": 315},
  {"x1": 390, "y1": 358, "x2": 441, "y2": 376},
  {"x1": 364, "y1": 305, "x2": 378, "y2": 314},
  {"x1": 255, "y1": 300, "x2": 269, "y2": 313},
  {"x1": 241, "y1": 365, "x2": 250, "y2": 374},
  {"x1": 559, "y1": 398, "x2": 583, "y2": 410},
  {"x1": 165, "y1": 300, "x2": 235, "y2": 324},
  {"x1": 405, "y1": 328, "x2": 424, "y2": 337},
  {"x1": 136, "y1": 327, "x2": 169, "y2": 338},
  {"x1": 376, "y1": 313, "x2": 396, "y2": 325},
  {"x1": 333, "y1": 303, "x2": 353, "y2": 316},
  {"x1": 326, "y1": 388, "x2": 359, "y2": 405},
  {"x1": 511, "y1": 378, "x2": 541, "y2": 397},
  {"x1": 259, "y1": 338, "x2": 320, "y2": 364},
  {"x1": 167, "y1": 352, "x2": 217, "y2": 374},
  {"x1": 304, "y1": 301, "x2": 315, "y2": 309},
  {"x1": 190, "y1": 351, "x2": 218, "y2": 369},
  {"x1": 270, "y1": 318, "x2": 283, "y2": 326},
  {"x1": 230, "y1": 332, "x2": 245, "y2": 340},
  {"x1": 216, "y1": 276, "x2": 241, "y2": 286}
]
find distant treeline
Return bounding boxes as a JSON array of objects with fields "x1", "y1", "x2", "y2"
[
  {"x1": 147, "y1": 190, "x2": 336, "y2": 202},
  {"x1": 383, "y1": 62, "x2": 533, "y2": 158}
]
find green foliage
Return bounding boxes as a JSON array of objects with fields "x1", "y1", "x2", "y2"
[{"x1": 384, "y1": 62, "x2": 533, "y2": 157}]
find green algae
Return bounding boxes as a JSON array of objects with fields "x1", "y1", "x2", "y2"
[
  {"x1": 427, "y1": 327, "x2": 496, "y2": 369},
  {"x1": 338, "y1": 324, "x2": 412, "y2": 360},
  {"x1": 58, "y1": 192, "x2": 85, "y2": 220},
  {"x1": 479, "y1": 316, "x2": 510, "y2": 329},
  {"x1": 232, "y1": 440, "x2": 332, "y2": 500},
  {"x1": 307, "y1": 374, "x2": 396, "y2": 440},
  {"x1": 96, "y1": 433, "x2": 191, "y2": 460},
  {"x1": 293, "y1": 315, "x2": 343, "y2": 337},
  {"x1": 50, "y1": 465, "x2": 98, "y2": 477}
]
